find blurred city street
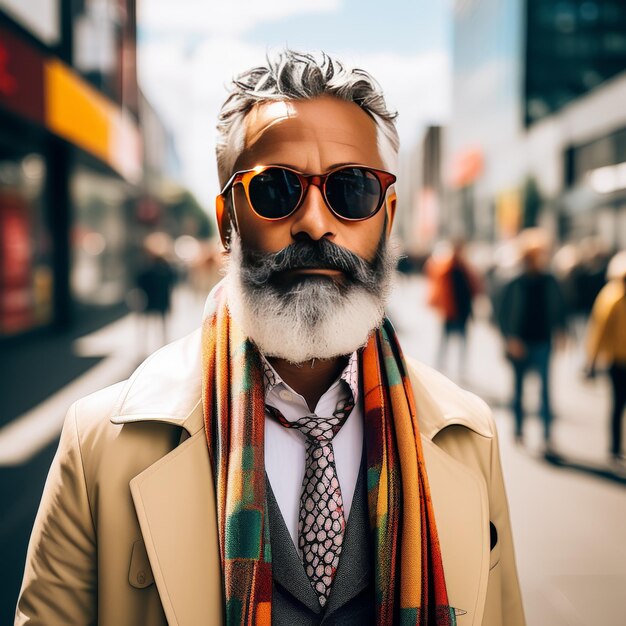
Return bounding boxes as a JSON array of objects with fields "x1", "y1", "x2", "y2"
[
  {"x1": 2, "y1": 1, "x2": 626, "y2": 624},
  {"x1": 2, "y1": 275, "x2": 625, "y2": 624}
]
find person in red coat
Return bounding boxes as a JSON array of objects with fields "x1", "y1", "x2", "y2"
[{"x1": 427, "y1": 240, "x2": 482, "y2": 380}]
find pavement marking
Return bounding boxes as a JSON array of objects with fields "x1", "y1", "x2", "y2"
[
  {"x1": 0, "y1": 287, "x2": 206, "y2": 466},
  {"x1": 0, "y1": 316, "x2": 138, "y2": 466},
  {"x1": 0, "y1": 353, "x2": 135, "y2": 466}
]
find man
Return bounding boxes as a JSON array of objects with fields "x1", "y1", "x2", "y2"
[
  {"x1": 16, "y1": 51, "x2": 525, "y2": 625},
  {"x1": 496, "y1": 228, "x2": 566, "y2": 452},
  {"x1": 135, "y1": 233, "x2": 178, "y2": 352}
]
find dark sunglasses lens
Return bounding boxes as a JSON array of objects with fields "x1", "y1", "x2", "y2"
[
  {"x1": 248, "y1": 168, "x2": 302, "y2": 218},
  {"x1": 325, "y1": 168, "x2": 382, "y2": 219}
]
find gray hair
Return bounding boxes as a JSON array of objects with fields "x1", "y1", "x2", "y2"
[{"x1": 216, "y1": 50, "x2": 399, "y2": 186}]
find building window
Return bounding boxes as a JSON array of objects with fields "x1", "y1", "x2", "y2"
[{"x1": 0, "y1": 145, "x2": 52, "y2": 336}]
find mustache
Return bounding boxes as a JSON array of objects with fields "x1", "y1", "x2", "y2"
[{"x1": 240, "y1": 237, "x2": 384, "y2": 292}]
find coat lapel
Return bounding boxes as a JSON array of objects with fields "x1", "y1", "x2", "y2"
[
  {"x1": 130, "y1": 428, "x2": 223, "y2": 626},
  {"x1": 129, "y1": 423, "x2": 488, "y2": 626},
  {"x1": 407, "y1": 358, "x2": 491, "y2": 625},
  {"x1": 111, "y1": 330, "x2": 221, "y2": 625},
  {"x1": 421, "y1": 435, "x2": 490, "y2": 625}
]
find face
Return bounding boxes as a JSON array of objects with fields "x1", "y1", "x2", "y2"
[
  {"x1": 222, "y1": 96, "x2": 395, "y2": 272},
  {"x1": 221, "y1": 95, "x2": 399, "y2": 363}
]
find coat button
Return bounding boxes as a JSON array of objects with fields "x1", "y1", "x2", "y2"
[{"x1": 137, "y1": 571, "x2": 146, "y2": 585}]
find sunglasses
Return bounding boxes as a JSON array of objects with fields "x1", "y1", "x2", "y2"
[{"x1": 218, "y1": 164, "x2": 396, "y2": 223}]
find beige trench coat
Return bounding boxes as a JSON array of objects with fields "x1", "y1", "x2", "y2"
[{"x1": 15, "y1": 328, "x2": 525, "y2": 625}]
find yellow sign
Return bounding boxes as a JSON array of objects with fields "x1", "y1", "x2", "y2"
[
  {"x1": 496, "y1": 189, "x2": 521, "y2": 238},
  {"x1": 44, "y1": 59, "x2": 141, "y2": 183}
]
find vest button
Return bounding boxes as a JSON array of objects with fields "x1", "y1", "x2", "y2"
[{"x1": 137, "y1": 571, "x2": 146, "y2": 585}]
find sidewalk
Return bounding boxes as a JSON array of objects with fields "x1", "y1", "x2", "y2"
[
  {"x1": 0, "y1": 286, "x2": 206, "y2": 466},
  {"x1": 0, "y1": 302, "x2": 128, "y2": 428},
  {"x1": 388, "y1": 275, "x2": 626, "y2": 626}
]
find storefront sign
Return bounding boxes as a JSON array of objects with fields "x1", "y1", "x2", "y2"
[{"x1": 0, "y1": 24, "x2": 141, "y2": 183}]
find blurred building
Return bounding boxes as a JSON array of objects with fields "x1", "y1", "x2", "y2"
[
  {"x1": 446, "y1": 0, "x2": 626, "y2": 247},
  {"x1": 0, "y1": 0, "x2": 140, "y2": 339},
  {"x1": 401, "y1": 125, "x2": 445, "y2": 255},
  {"x1": 0, "y1": 1, "x2": 195, "y2": 342},
  {"x1": 525, "y1": 0, "x2": 626, "y2": 126}
]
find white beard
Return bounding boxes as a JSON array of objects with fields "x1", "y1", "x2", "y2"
[{"x1": 224, "y1": 234, "x2": 398, "y2": 363}]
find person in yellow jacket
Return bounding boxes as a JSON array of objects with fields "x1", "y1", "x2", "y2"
[{"x1": 585, "y1": 251, "x2": 626, "y2": 462}]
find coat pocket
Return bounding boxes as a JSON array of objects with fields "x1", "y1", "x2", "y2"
[
  {"x1": 489, "y1": 521, "x2": 501, "y2": 570},
  {"x1": 129, "y1": 539, "x2": 155, "y2": 589}
]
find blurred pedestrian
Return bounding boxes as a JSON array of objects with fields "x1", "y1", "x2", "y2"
[
  {"x1": 552, "y1": 243, "x2": 580, "y2": 335},
  {"x1": 584, "y1": 251, "x2": 626, "y2": 463},
  {"x1": 567, "y1": 238, "x2": 610, "y2": 340},
  {"x1": 427, "y1": 239, "x2": 482, "y2": 380},
  {"x1": 497, "y1": 228, "x2": 567, "y2": 451},
  {"x1": 136, "y1": 233, "x2": 177, "y2": 350},
  {"x1": 576, "y1": 238, "x2": 610, "y2": 317}
]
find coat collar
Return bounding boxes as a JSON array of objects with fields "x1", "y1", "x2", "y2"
[
  {"x1": 110, "y1": 328, "x2": 205, "y2": 436},
  {"x1": 110, "y1": 327, "x2": 493, "y2": 443}
]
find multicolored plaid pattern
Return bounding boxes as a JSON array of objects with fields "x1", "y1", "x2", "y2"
[
  {"x1": 202, "y1": 283, "x2": 456, "y2": 625},
  {"x1": 362, "y1": 318, "x2": 456, "y2": 625},
  {"x1": 202, "y1": 283, "x2": 272, "y2": 625}
]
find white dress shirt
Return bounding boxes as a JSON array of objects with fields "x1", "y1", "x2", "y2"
[{"x1": 263, "y1": 353, "x2": 363, "y2": 549}]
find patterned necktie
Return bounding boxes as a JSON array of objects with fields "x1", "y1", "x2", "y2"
[{"x1": 266, "y1": 395, "x2": 355, "y2": 607}]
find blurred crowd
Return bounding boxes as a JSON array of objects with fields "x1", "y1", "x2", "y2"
[{"x1": 424, "y1": 230, "x2": 626, "y2": 465}]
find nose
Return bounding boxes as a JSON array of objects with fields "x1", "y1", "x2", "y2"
[{"x1": 290, "y1": 184, "x2": 337, "y2": 242}]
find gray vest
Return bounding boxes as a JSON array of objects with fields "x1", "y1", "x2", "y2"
[{"x1": 266, "y1": 455, "x2": 374, "y2": 625}]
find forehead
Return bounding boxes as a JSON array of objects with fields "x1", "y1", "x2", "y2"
[{"x1": 235, "y1": 95, "x2": 384, "y2": 171}]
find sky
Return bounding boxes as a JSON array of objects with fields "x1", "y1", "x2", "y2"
[{"x1": 137, "y1": 0, "x2": 452, "y2": 208}]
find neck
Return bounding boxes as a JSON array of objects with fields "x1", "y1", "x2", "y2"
[{"x1": 268, "y1": 355, "x2": 349, "y2": 412}]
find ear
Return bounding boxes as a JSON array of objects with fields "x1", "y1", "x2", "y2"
[
  {"x1": 385, "y1": 191, "x2": 397, "y2": 238},
  {"x1": 215, "y1": 194, "x2": 232, "y2": 250}
]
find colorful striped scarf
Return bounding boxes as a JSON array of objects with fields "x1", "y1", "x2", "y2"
[{"x1": 202, "y1": 282, "x2": 456, "y2": 625}]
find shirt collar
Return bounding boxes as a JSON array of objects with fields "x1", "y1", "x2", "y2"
[{"x1": 261, "y1": 352, "x2": 359, "y2": 403}]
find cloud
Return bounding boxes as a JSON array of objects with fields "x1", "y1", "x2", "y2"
[
  {"x1": 138, "y1": 36, "x2": 267, "y2": 205},
  {"x1": 138, "y1": 0, "x2": 341, "y2": 38},
  {"x1": 348, "y1": 50, "x2": 450, "y2": 143},
  {"x1": 138, "y1": 36, "x2": 450, "y2": 208},
  {"x1": 449, "y1": 57, "x2": 518, "y2": 153}
]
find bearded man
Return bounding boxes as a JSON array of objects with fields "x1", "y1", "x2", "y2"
[{"x1": 16, "y1": 51, "x2": 525, "y2": 626}]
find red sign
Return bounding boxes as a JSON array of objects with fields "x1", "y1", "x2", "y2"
[
  {"x1": 0, "y1": 192, "x2": 34, "y2": 333},
  {"x1": 0, "y1": 25, "x2": 45, "y2": 124},
  {"x1": 450, "y1": 148, "x2": 484, "y2": 189}
]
